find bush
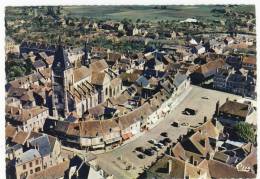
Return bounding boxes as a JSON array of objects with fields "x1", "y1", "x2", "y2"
[{"x1": 234, "y1": 122, "x2": 256, "y2": 144}]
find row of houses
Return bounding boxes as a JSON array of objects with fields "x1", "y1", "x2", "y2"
[{"x1": 43, "y1": 73, "x2": 190, "y2": 150}]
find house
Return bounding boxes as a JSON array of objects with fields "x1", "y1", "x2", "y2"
[
  {"x1": 11, "y1": 149, "x2": 43, "y2": 179},
  {"x1": 6, "y1": 105, "x2": 49, "y2": 132},
  {"x1": 226, "y1": 56, "x2": 242, "y2": 69},
  {"x1": 27, "y1": 134, "x2": 61, "y2": 169},
  {"x1": 192, "y1": 45, "x2": 206, "y2": 55},
  {"x1": 8, "y1": 73, "x2": 40, "y2": 89},
  {"x1": 242, "y1": 56, "x2": 256, "y2": 71},
  {"x1": 106, "y1": 52, "x2": 121, "y2": 68},
  {"x1": 213, "y1": 67, "x2": 256, "y2": 98},
  {"x1": 11, "y1": 131, "x2": 30, "y2": 146},
  {"x1": 79, "y1": 120, "x2": 121, "y2": 150},
  {"x1": 19, "y1": 41, "x2": 56, "y2": 56},
  {"x1": 6, "y1": 124, "x2": 17, "y2": 143},
  {"x1": 236, "y1": 143, "x2": 257, "y2": 173},
  {"x1": 6, "y1": 36, "x2": 19, "y2": 54},
  {"x1": 170, "y1": 119, "x2": 222, "y2": 165},
  {"x1": 116, "y1": 111, "x2": 141, "y2": 140},
  {"x1": 189, "y1": 38, "x2": 198, "y2": 45},
  {"x1": 173, "y1": 72, "x2": 190, "y2": 96},
  {"x1": 145, "y1": 57, "x2": 165, "y2": 71},
  {"x1": 217, "y1": 99, "x2": 255, "y2": 127},
  {"x1": 28, "y1": 160, "x2": 70, "y2": 179},
  {"x1": 224, "y1": 37, "x2": 235, "y2": 45},
  {"x1": 190, "y1": 59, "x2": 225, "y2": 84},
  {"x1": 198, "y1": 159, "x2": 256, "y2": 178},
  {"x1": 144, "y1": 155, "x2": 207, "y2": 179},
  {"x1": 86, "y1": 104, "x2": 117, "y2": 120},
  {"x1": 33, "y1": 59, "x2": 46, "y2": 71}
]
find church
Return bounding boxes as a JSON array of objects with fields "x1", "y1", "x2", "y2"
[{"x1": 51, "y1": 40, "x2": 123, "y2": 118}]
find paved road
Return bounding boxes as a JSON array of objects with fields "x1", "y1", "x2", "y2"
[{"x1": 95, "y1": 86, "x2": 243, "y2": 179}]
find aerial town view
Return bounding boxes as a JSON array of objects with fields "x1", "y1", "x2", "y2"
[{"x1": 5, "y1": 5, "x2": 257, "y2": 179}]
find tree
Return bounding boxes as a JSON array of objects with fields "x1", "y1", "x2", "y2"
[
  {"x1": 136, "y1": 18, "x2": 141, "y2": 24},
  {"x1": 234, "y1": 122, "x2": 256, "y2": 144}
]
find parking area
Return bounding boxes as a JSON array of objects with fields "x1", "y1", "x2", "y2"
[{"x1": 95, "y1": 86, "x2": 243, "y2": 179}]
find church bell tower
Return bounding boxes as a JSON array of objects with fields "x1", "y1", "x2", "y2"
[{"x1": 52, "y1": 37, "x2": 73, "y2": 118}]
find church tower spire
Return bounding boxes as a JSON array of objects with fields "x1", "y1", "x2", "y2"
[{"x1": 51, "y1": 37, "x2": 73, "y2": 118}]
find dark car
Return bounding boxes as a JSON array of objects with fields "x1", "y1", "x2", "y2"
[
  {"x1": 160, "y1": 132, "x2": 168, "y2": 137},
  {"x1": 137, "y1": 154, "x2": 145, "y2": 159},
  {"x1": 156, "y1": 143, "x2": 163, "y2": 148},
  {"x1": 182, "y1": 108, "x2": 197, "y2": 115},
  {"x1": 151, "y1": 146, "x2": 159, "y2": 152},
  {"x1": 144, "y1": 148, "x2": 155, "y2": 156},
  {"x1": 171, "y1": 122, "x2": 179, "y2": 127},
  {"x1": 135, "y1": 147, "x2": 144, "y2": 152},
  {"x1": 164, "y1": 137, "x2": 172, "y2": 143},
  {"x1": 160, "y1": 139, "x2": 168, "y2": 146}
]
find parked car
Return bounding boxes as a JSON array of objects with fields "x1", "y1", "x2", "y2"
[
  {"x1": 201, "y1": 97, "x2": 209, "y2": 99},
  {"x1": 158, "y1": 142, "x2": 165, "y2": 147},
  {"x1": 137, "y1": 154, "x2": 145, "y2": 159},
  {"x1": 160, "y1": 139, "x2": 168, "y2": 146},
  {"x1": 151, "y1": 146, "x2": 160, "y2": 152},
  {"x1": 148, "y1": 139, "x2": 157, "y2": 144},
  {"x1": 171, "y1": 122, "x2": 179, "y2": 127},
  {"x1": 182, "y1": 108, "x2": 197, "y2": 115},
  {"x1": 164, "y1": 137, "x2": 172, "y2": 143},
  {"x1": 135, "y1": 147, "x2": 144, "y2": 152},
  {"x1": 156, "y1": 143, "x2": 163, "y2": 149},
  {"x1": 144, "y1": 148, "x2": 155, "y2": 156},
  {"x1": 160, "y1": 132, "x2": 168, "y2": 137}
]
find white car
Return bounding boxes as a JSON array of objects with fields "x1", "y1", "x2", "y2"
[{"x1": 158, "y1": 143, "x2": 164, "y2": 148}]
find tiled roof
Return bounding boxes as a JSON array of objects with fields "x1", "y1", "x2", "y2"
[
  {"x1": 73, "y1": 66, "x2": 92, "y2": 83},
  {"x1": 219, "y1": 100, "x2": 250, "y2": 119},
  {"x1": 208, "y1": 159, "x2": 256, "y2": 178},
  {"x1": 28, "y1": 160, "x2": 70, "y2": 179},
  {"x1": 89, "y1": 59, "x2": 108, "y2": 72},
  {"x1": 6, "y1": 106, "x2": 48, "y2": 122},
  {"x1": 243, "y1": 56, "x2": 256, "y2": 65},
  {"x1": 12, "y1": 131, "x2": 29, "y2": 145},
  {"x1": 91, "y1": 72, "x2": 109, "y2": 85},
  {"x1": 5, "y1": 124, "x2": 17, "y2": 139}
]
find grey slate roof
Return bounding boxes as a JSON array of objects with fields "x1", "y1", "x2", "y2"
[
  {"x1": 173, "y1": 73, "x2": 187, "y2": 87},
  {"x1": 6, "y1": 144, "x2": 23, "y2": 154},
  {"x1": 52, "y1": 45, "x2": 72, "y2": 72},
  {"x1": 16, "y1": 149, "x2": 41, "y2": 165},
  {"x1": 33, "y1": 59, "x2": 46, "y2": 69},
  {"x1": 136, "y1": 76, "x2": 149, "y2": 87},
  {"x1": 29, "y1": 135, "x2": 51, "y2": 157}
]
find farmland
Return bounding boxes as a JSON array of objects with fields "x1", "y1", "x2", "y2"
[{"x1": 62, "y1": 5, "x2": 254, "y2": 22}]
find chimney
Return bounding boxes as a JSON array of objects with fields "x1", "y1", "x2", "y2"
[
  {"x1": 168, "y1": 159, "x2": 172, "y2": 174},
  {"x1": 215, "y1": 100, "x2": 220, "y2": 116},
  {"x1": 71, "y1": 74, "x2": 74, "y2": 85},
  {"x1": 204, "y1": 116, "x2": 207, "y2": 123},
  {"x1": 212, "y1": 117, "x2": 217, "y2": 127},
  {"x1": 190, "y1": 156, "x2": 194, "y2": 165},
  {"x1": 26, "y1": 141, "x2": 30, "y2": 148}
]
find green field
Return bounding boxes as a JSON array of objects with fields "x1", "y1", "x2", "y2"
[{"x1": 62, "y1": 5, "x2": 255, "y2": 22}]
